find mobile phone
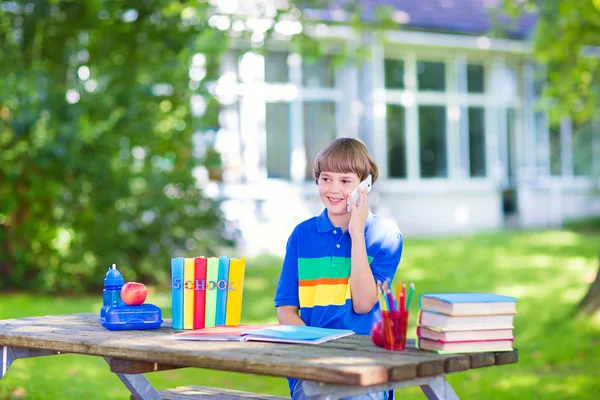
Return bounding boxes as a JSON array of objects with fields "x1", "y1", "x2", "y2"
[{"x1": 347, "y1": 174, "x2": 372, "y2": 212}]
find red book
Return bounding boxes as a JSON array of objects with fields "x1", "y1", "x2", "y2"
[{"x1": 193, "y1": 257, "x2": 207, "y2": 329}]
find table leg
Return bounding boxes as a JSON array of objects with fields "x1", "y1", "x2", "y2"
[
  {"x1": 103, "y1": 358, "x2": 162, "y2": 400},
  {"x1": 1, "y1": 346, "x2": 62, "y2": 380},
  {"x1": 302, "y1": 375, "x2": 460, "y2": 400},
  {"x1": 420, "y1": 376, "x2": 460, "y2": 400}
]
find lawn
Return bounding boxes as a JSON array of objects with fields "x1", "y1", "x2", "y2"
[{"x1": 0, "y1": 229, "x2": 599, "y2": 399}]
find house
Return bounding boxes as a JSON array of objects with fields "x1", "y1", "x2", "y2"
[{"x1": 197, "y1": 0, "x2": 600, "y2": 255}]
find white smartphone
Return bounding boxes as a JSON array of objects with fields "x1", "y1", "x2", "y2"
[{"x1": 347, "y1": 174, "x2": 372, "y2": 212}]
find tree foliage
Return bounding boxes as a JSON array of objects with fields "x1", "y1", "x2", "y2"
[{"x1": 0, "y1": 1, "x2": 236, "y2": 292}]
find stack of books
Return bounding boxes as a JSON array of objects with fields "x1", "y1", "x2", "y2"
[{"x1": 416, "y1": 293, "x2": 517, "y2": 354}]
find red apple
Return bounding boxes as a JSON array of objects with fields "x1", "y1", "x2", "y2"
[
  {"x1": 370, "y1": 320, "x2": 385, "y2": 348},
  {"x1": 121, "y1": 282, "x2": 147, "y2": 306}
]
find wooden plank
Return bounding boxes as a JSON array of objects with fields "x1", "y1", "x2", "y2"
[
  {"x1": 468, "y1": 352, "x2": 496, "y2": 369},
  {"x1": 151, "y1": 385, "x2": 288, "y2": 400},
  {"x1": 494, "y1": 349, "x2": 518, "y2": 365},
  {"x1": 108, "y1": 359, "x2": 183, "y2": 374}
]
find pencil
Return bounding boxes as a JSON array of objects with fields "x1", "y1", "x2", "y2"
[{"x1": 406, "y1": 282, "x2": 415, "y2": 310}]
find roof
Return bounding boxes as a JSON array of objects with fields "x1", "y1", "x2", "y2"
[{"x1": 304, "y1": 0, "x2": 538, "y2": 40}]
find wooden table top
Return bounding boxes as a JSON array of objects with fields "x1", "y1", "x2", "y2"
[{"x1": 0, "y1": 313, "x2": 517, "y2": 386}]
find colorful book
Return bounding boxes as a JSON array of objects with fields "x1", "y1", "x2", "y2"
[
  {"x1": 171, "y1": 257, "x2": 184, "y2": 330},
  {"x1": 417, "y1": 326, "x2": 514, "y2": 342},
  {"x1": 420, "y1": 293, "x2": 517, "y2": 316},
  {"x1": 173, "y1": 324, "x2": 280, "y2": 341},
  {"x1": 418, "y1": 337, "x2": 514, "y2": 354},
  {"x1": 183, "y1": 258, "x2": 195, "y2": 329},
  {"x1": 193, "y1": 257, "x2": 207, "y2": 330},
  {"x1": 204, "y1": 257, "x2": 219, "y2": 328},
  {"x1": 174, "y1": 325, "x2": 355, "y2": 344},
  {"x1": 215, "y1": 256, "x2": 230, "y2": 326},
  {"x1": 225, "y1": 257, "x2": 246, "y2": 326},
  {"x1": 419, "y1": 310, "x2": 515, "y2": 331}
]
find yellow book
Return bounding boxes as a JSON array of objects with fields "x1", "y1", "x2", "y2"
[
  {"x1": 225, "y1": 257, "x2": 246, "y2": 326},
  {"x1": 183, "y1": 258, "x2": 195, "y2": 329},
  {"x1": 204, "y1": 257, "x2": 219, "y2": 328}
]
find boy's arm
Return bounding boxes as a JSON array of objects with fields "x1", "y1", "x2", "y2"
[
  {"x1": 274, "y1": 229, "x2": 306, "y2": 325},
  {"x1": 350, "y1": 232, "x2": 378, "y2": 314},
  {"x1": 277, "y1": 306, "x2": 306, "y2": 325}
]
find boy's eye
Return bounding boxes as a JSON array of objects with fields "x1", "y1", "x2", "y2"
[{"x1": 342, "y1": 180, "x2": 350, "y2": 184}]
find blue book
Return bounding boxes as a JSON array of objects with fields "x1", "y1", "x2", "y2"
[
  {"x1": 215, "y1": 256, "x2": 230, "y2": 326},
  {"x1": 242, "y1": 325, "x2": 355, "y2": 345},
  {"x1": 420, "y1": 293, "x2": 517, "y2": 316},
  {"x1": 171, "y1": 257, "x2": 185, "y2": 330}
]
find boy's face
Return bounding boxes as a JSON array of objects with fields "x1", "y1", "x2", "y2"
[{"x1": 317, "y1": 171, "x2": 361, "y2": 216}]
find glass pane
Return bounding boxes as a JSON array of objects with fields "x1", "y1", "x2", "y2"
[
  {"x1": 265, "y1": 52, "x2": 289, "y2": 83},
  {"x1": 417, "y1": 61, "x2": 445, "y2": 91},
  {"x1": 467, "y1": 64, "x2": 485, "y2": 93},
  {"x1": 386, "y1": 105, "x2": 406, "y2": 178},
  {"x1": 572, "y1": 121, "x2": 594, "y2": 176},
  {"x1": 468, "y1": 107, "x2": 486, "y2": 177},
  {"x1": 304, "y1": 102, "x2": 336, "y2": 179},
  {"x1": 303, "y1": 56, "x2": 334, "y2": 87},
  {"x1": 419, "y1": 106, "x2": 447, "y2": 178},
  {"x1": 384, "y1": 59, "x2": 404, "y2": 89},
  {"x1": 266, "y1": 103, "x2": 291, "y2": 179},
  {"x1": 549, "y1": 125, "x2": 561, "y2": 176}
]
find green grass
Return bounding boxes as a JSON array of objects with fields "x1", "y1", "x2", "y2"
[{"x1": 1, "y1": 229, "x2": 599, "y2": 399}]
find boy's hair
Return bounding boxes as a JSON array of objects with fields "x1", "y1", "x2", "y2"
[{"x1": 313, "y1": 137, "x2": 379, "y2": 184}]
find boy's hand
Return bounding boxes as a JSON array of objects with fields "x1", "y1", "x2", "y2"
[{"x1": 348, "y1": 187, "x2": 369, "y2": 238}]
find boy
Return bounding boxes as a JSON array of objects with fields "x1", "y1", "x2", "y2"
[{"x1": 274, "y1": 137, "x2": 403, "y2": 400}]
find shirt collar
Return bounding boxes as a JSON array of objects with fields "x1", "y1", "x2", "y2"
[{"x1": 316, "y1": 208, "x2": 374, "y2": 233}]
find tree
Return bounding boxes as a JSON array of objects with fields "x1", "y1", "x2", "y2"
[
  {"x1": 504, "y1": 0, "x2": 600, "y2": 314},
  {"x1": 0, "y1": 1, "x2": 235, "y2": 292}
]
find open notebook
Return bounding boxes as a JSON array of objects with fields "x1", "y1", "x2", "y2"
[{"x1": 173, "y1": 324, "x2": 355, "y2": 345}]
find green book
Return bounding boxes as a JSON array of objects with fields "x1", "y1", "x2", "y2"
[{"x1": 204, "y1": 257, "x2": 219, "y2": 328}]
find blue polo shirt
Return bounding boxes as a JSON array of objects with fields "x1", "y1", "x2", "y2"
[{"x1": 274, "y1": 208, "x2": 403, "y2": 396}]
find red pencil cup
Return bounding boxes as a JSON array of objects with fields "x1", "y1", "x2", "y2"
[{"x1": 381, "y1": 310, "x2": 409, "y2": 351}]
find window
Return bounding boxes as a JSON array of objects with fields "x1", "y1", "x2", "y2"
[
  {"x1": 304, "y1": 102, "x2": 336, "y2": 179},
  {"x1": 549, "y1": 125, "x2": 561, "y2": 176},
  {"x1": 572, "y1": 121, "x2": 594, "y2": 176},
  {"x1": 303, "y1": 56, "x2": 334, "y2": 87},
  {"x1": 386, "y1": 105, "x2": 406, "y2": 178},
  {"x1": 467, "y1": 64, "x2": 485, "y2": 93},
  {"x1": 265, "y1": 52, "x2": 288, "y2": 83},
  {"x1": 384, "y1": 59, "x2": 404, "y2": 89},
  {"x1": 468, "y1": 107, "x2": 486, "y2": 177},
  {"x1": 417, "y1": 61, "x2": 445, "y2": 91},
  {"x1": 266, "y1": 103, "x2": 291, "y2": 179},
  {"x1": 419, "y1": 106, "x2": 447, "y2": 178}
]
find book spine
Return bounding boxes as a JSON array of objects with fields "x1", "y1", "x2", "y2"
[
  {"x1": 171, "y1": 257, "x2": 185, "y2": 330},
  {"x1": 183, "y1": 258, "x2": 195, "y2": 329},
  {"x1": 225, "y1": 257, "x2": 245, "y2": 326},
  {"x1": 215, "y1": 256, "x2": 230, "y2": 326},
  {"x1": 193, "y1": 257, "x2": 207, "y2": 329},
  {"x1": 204, "y1": 257, "x2": 219, "y2": 328}
]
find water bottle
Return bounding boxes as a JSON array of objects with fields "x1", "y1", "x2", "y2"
[{"x1": 102, "y1": 264, "x2": 124, "y2": 312}]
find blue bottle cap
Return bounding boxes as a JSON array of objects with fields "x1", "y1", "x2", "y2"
[{"x1": 104, "y1": 264, "x2": 124, "y2": 286}]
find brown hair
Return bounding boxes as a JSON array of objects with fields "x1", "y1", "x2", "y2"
[{"x1": 312, "y1": 137, "x2": 379, "y2": 184}]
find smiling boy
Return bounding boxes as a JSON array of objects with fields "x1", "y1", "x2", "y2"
[{"x1": 274, "y1": 137, "x2": 403, "y2": 400}]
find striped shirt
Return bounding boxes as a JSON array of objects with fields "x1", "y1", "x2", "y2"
[{"x1": 274, "y1": 208, "x2": 403, "y2": 335}]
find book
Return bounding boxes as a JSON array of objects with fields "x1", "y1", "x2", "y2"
[
  {"x1": 183, "y1": 258, "x2": 195, "y2": 329},
  {"x1": 417, "y1": 326, "x2": 514, "y2": 342},
  {"x1": 418, "y1": 337, "x2": 514, "y2": 354},
  {"x1": 420, "y1": 293, "x2": 517, "y2": 316},
  {"x1": 193, "y1": 257, "x2": 207, "y2": 330},
  {"x1": 215, "y1": 256, "x2": 230, "y2": 326},
  {"x1": 170, "y1": 257, "x2": 184, "y2": 330},
  {"x1": 225, "y1": 257, "x2": 245, "y2": 326},
  {"x1": 174, "y1": 325, "x2": 355, "y2": 345},
  {"x1": 419, "y1": 310, "x2": 514, "y2": 331},
  {"x1": 204, "y1": 257, "x2": 219, "y2": 328}
]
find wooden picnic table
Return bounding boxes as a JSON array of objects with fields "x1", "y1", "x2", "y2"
[{"x1": 0, "y1": 313, "x2": 517, "y2": 399}]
